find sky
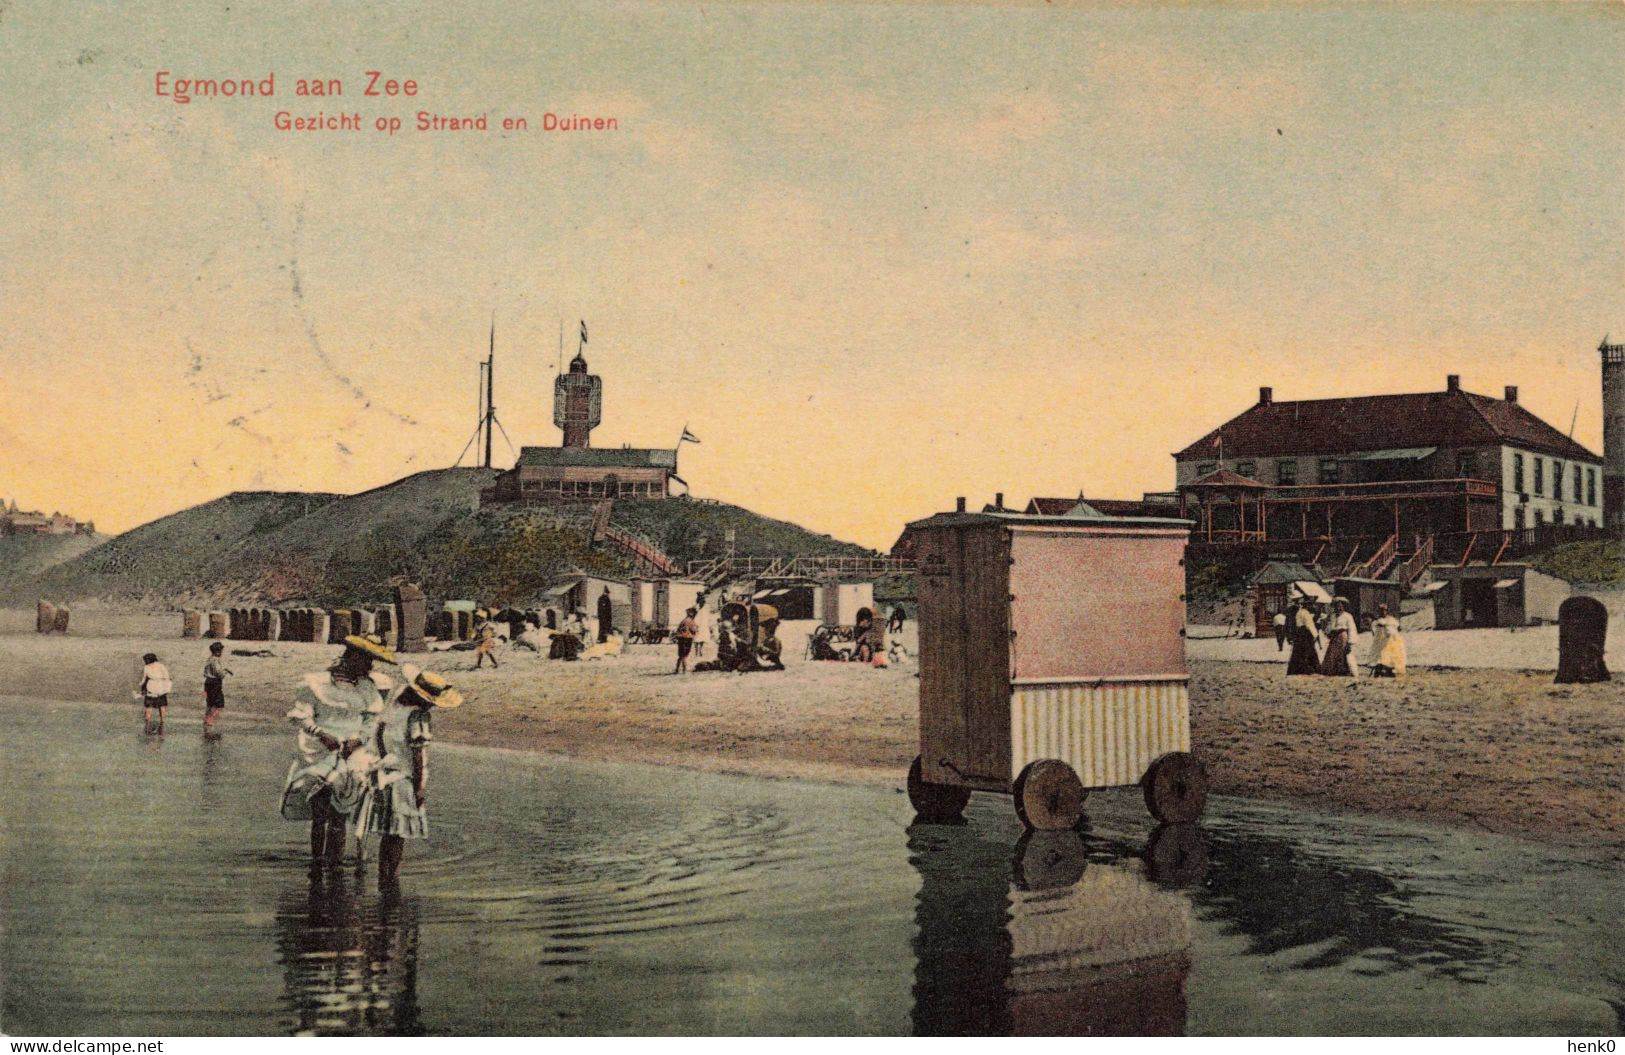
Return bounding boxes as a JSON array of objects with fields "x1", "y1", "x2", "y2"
[{"x1": 2, "y1": 1, "x2": 1622, "y2": 548}]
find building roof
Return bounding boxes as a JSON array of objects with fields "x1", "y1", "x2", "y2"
[
  {"x1": 1248, "y1": 561, "x2": 1323, "y2": 586},
  {"x1": 1185, "y1": 468, "x2": 1268, "y2": 489},
  {"x1": 1027, "y1": 495, "x2": 1177, "y2": 518},
  {"x1": 1024, "y1": 497, "x2": 1080, "y2": 516},
  {"x1": 515, "y1": 446, "x2": 677, "y2": 469},
  {"x1": 1174, "y1": 387, "x2": 1601, "y2": 463}
]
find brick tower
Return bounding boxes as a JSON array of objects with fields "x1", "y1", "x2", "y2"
[{"x1": 554, "y1": 351, "x2": 602, "y2": 449}]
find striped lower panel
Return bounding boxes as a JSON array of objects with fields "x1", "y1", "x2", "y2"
[{"x1": 1011, "y1": 681, "x2": 1189, "y2": 789}]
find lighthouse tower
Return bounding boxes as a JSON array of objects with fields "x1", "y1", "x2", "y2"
[
  {"x1": 1603, "y1": 337, "x2": 1625, "y2": 537},
  {"x1": 554, "y1": 351, "x2": 602, "y2": 449}
]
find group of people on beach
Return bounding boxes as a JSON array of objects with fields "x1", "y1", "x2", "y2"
[
  {"x1": 136, "y1": 641, "x2": 233, "y2": 735},
  {"x1": 471, "y1": 592, "x2": 629, "y2": 666},
  {"x1": 137, "y1": 633, "x2": 464, "y2": 887},
  {"x1": 1280, "y1": 598, "x2": 1406, "y2": 678}
]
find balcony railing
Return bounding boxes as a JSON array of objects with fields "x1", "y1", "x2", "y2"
[{"x1": 1255, "y1": 478, "x2": 1501, "y2": 503}]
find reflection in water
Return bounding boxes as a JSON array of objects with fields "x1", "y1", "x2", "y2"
[
  {"x1": 911, "y1": 822, "x2": 1198, "y2": 1036},
  {"x1": 275, "y1": 875, "x2": 424, "y2": 1036},
  {"x1": 1168, "y1": 827, "x2": 1508, "y2": 982}
]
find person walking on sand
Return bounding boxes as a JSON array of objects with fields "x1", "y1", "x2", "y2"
[
  {"x1": 1320, "y1": 598, "x2": 1359, "y2": 678},
  {"x1": 137, "y1": 652, "x2": 173, "y2": 733},
  {"x1": 673, "y1": 607, "x2": 698, "y2": 674},
  {"x1": 888, "y1": 605, "x2": 906, "y2": 634},
  {"x1": 280, "y1": 634, "x2": 396, "y2": 874},
  {"x1": 1272, "y1": 610, "x2": 1288, "y2": 652},
  {"x1": 473, "y1": 620, "x2": 499, "y2": 669},
  {"x1": 692, "y1": 597, "x2": 713, "y2": 659},
  {"x1": 1285, "y1": 603, "x2": 1320, "y2": 676},
  {"x1": 1365, "y1": 604, "x2": 1406, "y2": 678},
  {"x1": 203, "y1": 641, "x2": 233, "y2": 736},
  {"x1": 363, "y1": 664, "x2": 462, "y2": 888}
]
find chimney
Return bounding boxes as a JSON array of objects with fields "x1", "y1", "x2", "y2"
[
  {"x1": 995, "y1": 492, "x2": 1005, "y2": 511},
  {"x1": 1504, "y1": 385, "x2": 1518, "y2": 404},
  {"x1": 1446, "y1": 374, "x2": 1461, "y2": 393},
  {"x1": 1259, "y1": 386, "x2": 1273, "y2": 405},
  {"x1": 955, "y1": 497, "x2": 966, "y2": 513}
]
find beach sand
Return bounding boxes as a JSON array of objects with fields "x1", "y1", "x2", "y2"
[{"x1": 1, "y1": 614, "x2": 1619, "y2": 850}]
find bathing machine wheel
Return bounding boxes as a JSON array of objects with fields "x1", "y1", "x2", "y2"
[
  {"x1": 1012, "y1": 759, "x2": 1087, "y2": 831},
  {"x1": 1142, "y1": 752, "x2": 1209, "y2": 824},
  {"x1": 907, "y1": 756, "x2": 971, "y2": 823}
]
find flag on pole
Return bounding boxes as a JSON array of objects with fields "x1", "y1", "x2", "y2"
[
  {"x1": 680, "y1": 427, "x2": 700, "y2": 445},
  {"x1": 579, "y1": 320, "x2": 588, "y2": 345}
]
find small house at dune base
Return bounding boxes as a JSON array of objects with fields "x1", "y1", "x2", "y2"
[
  {"x1": 542, "y1": 574, "x2": 633, "y2": 630},
  {"x1": 1246, "y1": 561, "x2": 1329, "y2": 637},
  {"x1": 1427, "y1": 563, "x2": 1570, "y2": 629}
]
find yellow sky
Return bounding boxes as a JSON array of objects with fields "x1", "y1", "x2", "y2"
[{"x1": 2, "y1": 2, "x2": 1621, "y2": 547}]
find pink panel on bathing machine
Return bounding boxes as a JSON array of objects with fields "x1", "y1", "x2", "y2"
[{"x1": 1006, "y1": 526, "x2": 1189, "y2": 683}]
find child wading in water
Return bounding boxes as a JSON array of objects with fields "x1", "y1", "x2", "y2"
[
  {"x1": 202, "y1": 641, "x2": 233, "y2": 736},
  {"x1": 137, "y1": 653, "x2": 173, "y2": 733},
  {"x1": 280, "y1": 634, "x2": 397, "y2": 874},
  {"x1": 363, "y1": 665, "x2": 462, "y2": 888}
]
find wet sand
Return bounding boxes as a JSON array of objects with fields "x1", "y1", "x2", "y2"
[{"x1": 1, "y1": 620, "x2": 1619, "y2": 851}]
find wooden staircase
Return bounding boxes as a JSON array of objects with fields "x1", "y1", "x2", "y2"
[{"x1": 589, "y1": 499, "x2": 678, "y2": 577}]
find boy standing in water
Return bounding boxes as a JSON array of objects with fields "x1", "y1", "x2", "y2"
[
  {"x1": 202, "y1": 641, "x2": 232, "y2": 736},
  {"x1": 138, "y1": 653, "x2": 172, "y2": 733}
]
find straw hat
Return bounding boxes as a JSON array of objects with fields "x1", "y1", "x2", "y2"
[
  {"x1": 400, "y1": 664, "x2": 463, "y2": 709},
  {"x1": 343, "y1": 633, "x2": 397, "y2": 664}
]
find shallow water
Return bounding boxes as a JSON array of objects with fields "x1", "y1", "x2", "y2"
[{"x1": 1, "y1": 698, "x2": 1619, "y2": 1035}]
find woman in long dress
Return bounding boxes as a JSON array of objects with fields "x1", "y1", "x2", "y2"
[
  {"x1": 280, "y1": 634, "x2": 397, "y2": 872},
  {"x1": 363, "y1": 664, "x2": 462, "y2": 887},
  {"x1": 1319, "y1": 598, "x2": 1359, "y2": 677},
  {"x1": 1285, "y1": 603, "x2": 1321, "y2": 676},
  {"x1": 1365, "y1": 604, "x2": 1406, "y2": 678}
]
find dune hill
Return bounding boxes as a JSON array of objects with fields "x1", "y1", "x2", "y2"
[
  {"x1": 8, "y1": 469, "x2": 874, "y2": 608},
  {"x1": 0, "y1": 531, "x2": 110, "y2": 596}
]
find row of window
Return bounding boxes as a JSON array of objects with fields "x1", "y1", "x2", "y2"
[
  {"x1": 1197, "y1": 459, "x2": 1332, "y2": 485},
  {"x1": 1513, "y1": 507, "x2": 1601, "y2": 530},
  {"x1": 1197, "y1": 451, "x2": 1600, "y2": 505},
  {"x1": 519, "y1": 479, "x2": 666, "y2": 497},
  {"x1": 1511, "y1": 453, "x2": 1597, "y2": 506}
]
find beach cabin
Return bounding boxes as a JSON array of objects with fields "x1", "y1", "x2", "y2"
[
  {"x1": 1247, "y1": 561, "x2": 1328, "y2": 637},
  {"x1": 630, "y1": 578, "x2": 657, "y2": 634},
  {"x1": 1427, "y1": 563, "x2": 1570, "y2": 629},
  {"x1": 821, "y1": 582, "x2": 874, "y2": 632},
  {"x1": 904, "y1": 502, "x2": 1205, "y2": 830},
  {"x1": 654, "y1": 579, "x2": 706, "y2": 629}
]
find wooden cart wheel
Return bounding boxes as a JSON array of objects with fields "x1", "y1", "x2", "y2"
[
  {"x1": 1013, "y1": 759, "x2": 1087, "y2": 831},
  {"x1": 1142, "y1": 752, "x2": 1209, "y2": 824},
  {"x1": 1144, "y1": 823, "x2": 1208, "y2": 887},
  {"x1": 1012, "y1": 830, "x2": 1087, "y2": 891},
  {"x1": 907, "y1": 756, "x2": 971, "y2": 823}
]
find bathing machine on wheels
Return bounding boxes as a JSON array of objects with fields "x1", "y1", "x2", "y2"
[{"x1": 905, "y1": 502, "x2": 1207, "y2": 830}]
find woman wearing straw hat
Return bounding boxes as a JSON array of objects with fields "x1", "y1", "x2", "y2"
[
  {"x1": 280, "y1": 633, "x2": 397, "y2": 873},
  {"x1": 363, "y1": 664, "x2": 462, "y2": 887}
]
